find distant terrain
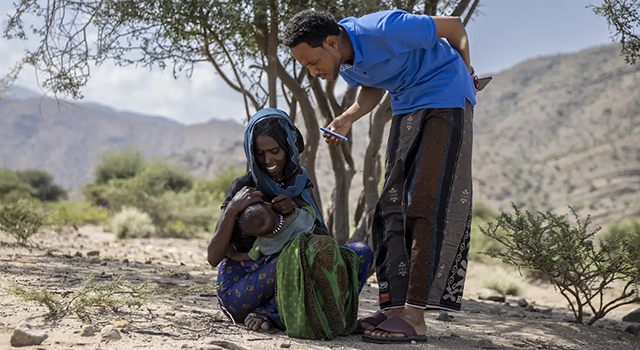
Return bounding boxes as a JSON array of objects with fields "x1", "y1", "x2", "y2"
[{"x1": 1, "y1": 43, "x2": 638, "y2": 228}]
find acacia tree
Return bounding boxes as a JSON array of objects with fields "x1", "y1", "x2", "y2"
[
  {"x1": 2, "y1": 0, "x2": 481, "y2": 245},
  {"x1": 590, "y1": 0, "x2": 640, "y2": 65}
]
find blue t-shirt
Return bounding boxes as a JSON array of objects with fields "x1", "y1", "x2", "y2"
[{"x1": 338, "y1": 10, "x2": 477, "y2": 115}]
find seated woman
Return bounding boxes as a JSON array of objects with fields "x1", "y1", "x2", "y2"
[
  {"x1": 237, "y1": 201, "x2": 362, "y2": 340},
  {"x1": 206, "y1": 108, "x2": 373, "y2": 333}
]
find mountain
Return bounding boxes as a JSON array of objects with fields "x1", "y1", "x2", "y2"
[
  {"x1": 472, "y1": 44, "x2": 640, "y2": 227},
  {"x1": 0, "y1": 43, "x2": 638, "y2": 229},
  {"x1": 0, "y1": 88, "x2": 246, "y2": 190}
]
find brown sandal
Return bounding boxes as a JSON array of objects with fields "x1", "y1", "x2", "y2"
[
  {"x1": 352, "y1": 310, "x2": 388, "y2": 335},
  {"x1": 361, "y1": 316, "x2": 429, "y2": 344}
]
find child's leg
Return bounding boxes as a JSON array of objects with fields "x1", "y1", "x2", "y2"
[
  {"x1": 343, "y1": 242, "x2": 374, "y2": 294},
  {"x1": 217, "y1": 255, "x2": 279, "y2": 323}
]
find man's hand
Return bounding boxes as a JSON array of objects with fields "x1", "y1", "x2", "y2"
[
  {"x1": 272, "y1": 194, "x2": 296, "y2": 215},
  {"x1": 323, "y1": 115, "x2": 353, "y2": 146}
]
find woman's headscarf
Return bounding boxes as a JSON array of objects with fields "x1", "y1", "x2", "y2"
[{"x1": 243, "y1": 108, "x2": 325, "y2": 228}]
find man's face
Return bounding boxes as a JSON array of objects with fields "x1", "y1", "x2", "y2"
[{"x1": 290, "y1": 39, "x2": 342, "y2": 81}]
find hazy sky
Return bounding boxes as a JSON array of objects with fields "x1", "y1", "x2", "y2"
[{"x1": 0, "y1": 0, "x2": 616, "y2": 124}]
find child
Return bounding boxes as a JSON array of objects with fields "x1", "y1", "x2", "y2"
[{"x1": 237, "y1": 201, "x2": 316, "y2": 260}]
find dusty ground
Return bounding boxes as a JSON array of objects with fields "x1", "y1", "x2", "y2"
[{"x1": 0, "y1": 226, "x2": 638, "y2": 350}]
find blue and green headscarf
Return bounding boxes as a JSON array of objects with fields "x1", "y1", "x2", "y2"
[{"x1": 243, "y1": 108, "x2": 325, "y2": 228}]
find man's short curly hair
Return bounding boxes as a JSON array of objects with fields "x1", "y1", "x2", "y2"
[{"x1": 282, "y1": 10, "x2": 341, "y2": 48}]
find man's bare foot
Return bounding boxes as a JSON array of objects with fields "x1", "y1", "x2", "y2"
[
  {"x1": 367, "y1": 305, "x2": 426, "y2": 338},
  {"x1": 360, "y1": 308, "x2": 402, "y2": 334},
  {"x1": 244, "y1": 313, "x2": 272, "y2": 332}
]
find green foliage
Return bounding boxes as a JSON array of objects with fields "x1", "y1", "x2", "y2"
[
  {"x1": 94, "y1": 148, "x2": 145, "y2": 185},
  {"x1": 482, "y1": 273, "x2": 524, "y2": 297},
  {"x1": 469, "y1": 201, "x2": 504, "y2": 262},
  {"x1": 0, "y1": 169, "x2": 66, "y2": 202},
  {"x1": 193, "y1": 165, "x2": 244, "y2": 202},
  {"x1": 16, "y1": 169, "x2": 68, "y2": 201},
  {"x1": 590, "y1": 0, "x2": 640, "y2": 65},
  {"x1": 108, "y1": 207, "x2": 156, "y2": 239},
  {"x1": 7, "y1": 276, "x2": 149, "y2": 319},
  {"x1": 46, "y1": 201, "x2": 108, "y2": 233},
  {"x1": 132, "y1": 160, "x2": 194, "y2": 196},
  {"x1": 0, "y1": 199, "x2": 45, "y2": 245},
  {"x1": 480, "y1": 204, "x2": 640, "y2": 325}
]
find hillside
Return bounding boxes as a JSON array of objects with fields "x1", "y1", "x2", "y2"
[
  {"x1": 0, "y1": 94, "x2": 246, "y2": 190},
  {"x1": 0, "y1": 43, "x2": 638, "y2": 229},
  {"x1": 473, "y1": 44, "x2": 640, "y2": 227}
]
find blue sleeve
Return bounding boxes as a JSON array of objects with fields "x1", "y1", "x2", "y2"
[
  {"x1": 377, "y1": 10, "x2": 437, "y2": 52},
  {"x1": 339, "y1": 72, "x2": 360, "y2": 88}
]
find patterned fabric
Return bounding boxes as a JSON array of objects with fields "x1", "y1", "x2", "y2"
[
  {"x1": 243, "y1": 108, "x2": 325, "y2": 228},
  {"x1": 217, "y1": 254, "x2": 279, "y2": 323},
  {"x1": 217, "y1": 242, "x2": 373, "y2": 325},
  {"x1": 276, "y1": 233, "x2": 359, "y2": 340},
  {"x1": 372, "y1": 99, "x2": 473, "y2": 311}
]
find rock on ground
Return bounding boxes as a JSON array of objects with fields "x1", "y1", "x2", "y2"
[
  {"x1": 477, "y1": 289, "x2": 506, "y2": 302},
  {"x1": 10, "y1": 321, "x2": 48, "y2": 347},
  {"x1": 622, "y1": 308, "x2": 640, "y2": 323}
]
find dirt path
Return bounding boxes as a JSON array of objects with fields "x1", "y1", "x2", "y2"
[{"x1": 0, "y1": 226, "x2": 638, "y2": 350}]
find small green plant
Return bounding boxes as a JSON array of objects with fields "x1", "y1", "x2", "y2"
[
  {"x1": 108, "y1": 207, "x2": 156, "y2": 239},
  {"x1": 0, "y1": 199, "x2": 45, "y2": 245},
  {"x1": 7, "y1": 276, "x2": 149, "y2": 319},
  {"x1": 94, "y1": 148, "x2": 146, "y2": 185},
  {"x1": 482, "y1": 273, "x2": 524, "y2": 297},
  {"x1": 480, "y1": 204, "x2": 640, "y2": 325}
]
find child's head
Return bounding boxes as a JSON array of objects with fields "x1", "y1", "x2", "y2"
[{"x1": 238, "y1": 202, "x2": 279, "y2": 236}]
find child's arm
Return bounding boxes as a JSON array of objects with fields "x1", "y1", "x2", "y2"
[{"x1": 225, "y1": 245, "x2": 251, "y2": 262}]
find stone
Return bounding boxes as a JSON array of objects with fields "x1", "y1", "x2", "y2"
[
  {"x1": 622, "y1": 308, "x2": 640, "y2": 323},
  {"x1": 102, "y1": 329, "x2": 121, "y2": 340},
  {"x1": 10, "y1": 322, "x2": 48, "y2": 347},
  {"x1": 197, "y1": 346, "x2": 224, "y2": 350},
  {"x1": 477, "y1": 289, "x2": 506, "y2": 303},
  {"x1": 113, "y1": 320, "x2": 130, "y2": 328},
  {"x1": 86, "y1": 250, "x2": 100, "y2": 257},
  {"x1": 165, "y1": 311, "x2": 176, "y2": 317},
  {"x1": 475, "y1": 339, "x2": 497, "y2": 349},
  {"x1": 436, "y1": 311, "x2": 452, "y2": 322},
  {"x1": 75, "y1": 251, "x2": 83, "y2": 258},
  {"x1": 517, "y1": 299, "x2": 528, "y2": 307},
  {"x1": 625, "y1": 325, "x2": 639, "y2": 336},
  {"x1": 181, "y1": 345, "x2": 189, "y2": 349},
  {"x1": 280, "y1": 343, "x2": 292, "y2": 348},
  {"x1": 80, "y1": 325, "x2": 95, "y2": 337}
]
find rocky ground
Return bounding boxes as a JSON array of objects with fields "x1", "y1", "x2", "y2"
[{"x1": 0, "y1": 226, "x2": 639, "y2": 350}]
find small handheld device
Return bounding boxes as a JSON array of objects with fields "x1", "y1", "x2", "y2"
[
  {"x1": 477, "y1": 76, "x2": 492, "y2": 91},
  {"x1": 320, "y1": 127, "x2": 349, "y2": 142}
]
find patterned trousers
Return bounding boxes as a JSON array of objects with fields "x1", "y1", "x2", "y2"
[
  {"x1": 217, "y1": 241, "x2": 374, "y2": 324},
  {"x1": 373, "y1": 100, "x2": 474, "y2": 311}
]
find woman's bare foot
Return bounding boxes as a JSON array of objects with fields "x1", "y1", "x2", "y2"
[
  {"x1": 367, "y1": 305, "x2": 426, "y2": 338},
  {"x1": 244, "y1": 314, "x2": 272, "y2": 332},
  {"x1": 360, "y1": 308, "x2": 402, "y2": 334}
]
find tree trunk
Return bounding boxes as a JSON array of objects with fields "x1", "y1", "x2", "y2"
[
  {"x1": 276, "y1": 61, "x2": 323, "y2": 214},
  {"x1": 267, "y1": 0, "x2": 278, "y2": 108},
  {"x1": 310, "y1": 77, "x2": 354, "y2": 245},
  {"x1": 349, "y1": 94, "x2": 392, "y2": 246}
]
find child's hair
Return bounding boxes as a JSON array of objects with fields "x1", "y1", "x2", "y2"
[{"x1": 238, "y1": 202, "x2": 274, "y2": 236}]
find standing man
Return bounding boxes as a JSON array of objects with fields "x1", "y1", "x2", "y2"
[{"x1": 283, "y1": 9, "x2": 479, "y2": 344}]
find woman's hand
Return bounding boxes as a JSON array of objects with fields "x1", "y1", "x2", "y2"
[
  {"x1": 227, "y1": 186, "x2": 263, "y2": 215},
  {"x1": 271, "y1": 194, "x2": 296, "y2": 215}
]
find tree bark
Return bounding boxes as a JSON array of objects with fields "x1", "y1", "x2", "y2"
[
  {"x1": 310, "y1": 76, "x2": 354, "y2": 245},
  {"x1": 349, "y1": 94, "x2": 391, "y2": 246},
  {"x1": 267, "y1": 0, "x2": 278, "y2": 108},
  {"x1": 276, "y1": 61, "x2": 323, "y2": 215}
]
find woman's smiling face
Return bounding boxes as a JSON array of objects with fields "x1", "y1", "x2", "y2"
[{"x1": 255, "y1": 134, "x2": 287, "y2": 181}]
